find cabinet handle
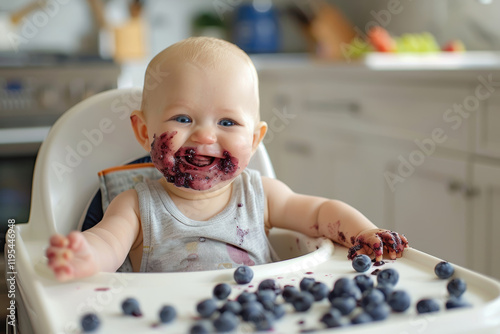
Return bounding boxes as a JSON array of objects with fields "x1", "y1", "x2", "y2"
[
  {"x1": 448, "y1": 181, "x2": 480, "y2": 198},
  {"x1": 463, "y1": 186, "x2": 480, "y2": 198}
]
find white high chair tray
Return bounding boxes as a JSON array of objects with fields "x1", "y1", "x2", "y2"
[{"x1": 13, "y1": 228, "x2": 500, "y2": 334}]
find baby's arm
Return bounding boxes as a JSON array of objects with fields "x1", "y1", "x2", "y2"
[
  {"x1": 46, "y1": 189, "x2": 141, "y2": 281},
  {"x1": 262, "y1": 177, "x2": 408, "y2": 261}
]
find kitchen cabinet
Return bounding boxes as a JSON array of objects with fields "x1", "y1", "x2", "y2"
[
  {"x1": 471, "y1": 162, "x2": 500, "y2": 279},
  {"x1": 258, "y1": 63, "x2": 500, "y2": 279}
]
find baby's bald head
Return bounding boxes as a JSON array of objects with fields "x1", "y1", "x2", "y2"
[{"x1": 141, "y1": 37, "x2": 260, "y2": 122}]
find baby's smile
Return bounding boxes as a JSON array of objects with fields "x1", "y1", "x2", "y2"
[{"x1": 150, "y1": 131, "x2": 240, "y2": 190}]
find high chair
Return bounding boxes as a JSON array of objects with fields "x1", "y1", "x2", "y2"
[
  {"x1": 9, "y1": 88, "x2": 500, "y2": 334},
  {"x1": 10, "y1": 88, "x2": 333, "y2": 333}
]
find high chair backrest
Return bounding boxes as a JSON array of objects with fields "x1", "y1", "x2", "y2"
[{"x1": 28, "y1": 88, "x2": 275, "y2": 237}]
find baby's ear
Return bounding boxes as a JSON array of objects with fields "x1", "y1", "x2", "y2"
[
  {"x1": 252, "y1": 121, "x2": 268, "y2": 154},
  {"x1": 130, "y1": 110, "x2": 150, "y2": 152}
]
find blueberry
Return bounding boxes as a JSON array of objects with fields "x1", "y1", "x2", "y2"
[
  {"x1": 360, "y1": 289, "x2": 385, "y2": 309},
  {"x1": 219, "y1": 300, "x2": 242, "y2": 315},
  {"x1": 299, "y1": 277, "x2": 316, "y2": 292},
  {"x1": 352, "y1": 254, "x2": 372, "y2": 272},
  {"x1": 190, "y1": 322, "x2": 210, "y2": 334},
  {"x1": 234, "y1": 266, "x2": 254, "y2": 284},
  {"x1": 240, "y1": 301, "x2": 264, "y2": 321},
  {"x1": 261, "y1": 301, "x2": 286, "y2": 319},
  {"x1": 197, "y1": 298, "x2": 218, "y2": 318},
  {"x1": 330, "y1": 296, "x2": 357, "y2": 316},
  {"x1": 213, "y1": 283, "x2": 232, "y2": 300},
  {"x1": 159, "y1": 305, "x2": 176, "y2": 324},
  {"x1": 121, "y1": 297, "x2": 142, "y2": 316},
  {"x1": 236, "y1": 291, "x2": 257, "y2": 305},
  {"x1": 213, "y1": 312, "x2": 239, "y2": 332},
  {"x1": 377, "y1": 268, "x2": 399, "y2": 286},
  {"x1": 447, "y1": 278, "x2": 467, "y2": 298},
  {"x1": 416, "y1": 298, "x2": 440, "y2": 314},
  {"x1": 365, "y1": 301, "x2": 390, "y2": 321},
  {"x1": 387, "y1": 290, "x2": 411, "y2": 312},
  {"x1": 282, "y1": 285, "x2": 300, "y2": 303},
  {"x1": 291, "y1": 291, "x2": 314, "y2": 312},
  {"x1": 81, "y1": 313, "x2": 100, "y2": 332},
  {"x1": 376, "y1": 283, "x2": 394, "y2": 300},
  {"x1": 351, "y1": 311, "x2": 373, "y2": 325},
  {"x1": 320, "y1": 309, "x2": 344, "y2": 328},
  {"x1": 330, "y1": 277, "x2": 362, "y2": 300},
  {"x1": 248, "y1": 310, "x2": 275, "y2": 331},
  {"x1": 445, "y1": 297, "x2": 471, "y2": 309},
  {"x1": 256, "y1": 289, "x2": 277, "y2": 303},
  {"x1": 258, "y1": 279, "x2": 281, "y2": 295},
  {"x1": 435, "y1": 261, "x2": 455, "y2": 279},
  {"x1": 310, "y1": 282, "x2": 329, "y2": 301},
  {"x1": 353, "y1": 274, "x2": 374, "y2": 293}
]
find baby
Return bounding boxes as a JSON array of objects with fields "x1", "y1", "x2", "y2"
[{"x1": 46, "y1": 37, "x2": 408, "y2": 281}]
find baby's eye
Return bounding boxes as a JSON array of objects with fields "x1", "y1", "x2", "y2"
[
  {"x1": 218, "y1": 119, "x2": 236, "y2": 127},
  {"x1": 173, "y1": 115, "x2": 191, "y2": 123}
]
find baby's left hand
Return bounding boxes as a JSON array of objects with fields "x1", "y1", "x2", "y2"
[{"x1": 347, "y1": 229, "x2": 409, "y2": 262}]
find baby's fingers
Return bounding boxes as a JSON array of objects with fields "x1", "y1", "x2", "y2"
[{"x1": 49, "y1": 234, "x2": 69, "y2": 248}]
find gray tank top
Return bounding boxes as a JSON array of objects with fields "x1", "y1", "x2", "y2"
[{"x1": 135, "y1": 169, "x2": 276, "y2": 272}]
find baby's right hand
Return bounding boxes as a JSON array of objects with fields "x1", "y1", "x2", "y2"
[{"x1": 46, "y1": 231, "x2": 98, "y2": 282}]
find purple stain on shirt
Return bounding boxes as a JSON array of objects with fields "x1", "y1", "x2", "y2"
[
  {"x1": 236, "y1": 225, "x2": 249, "y2": 245},
  {"x1": 226, "y1": 243, "x2": 255, "y2": 266}
]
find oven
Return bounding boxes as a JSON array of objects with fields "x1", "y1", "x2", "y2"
[{"x1": 0, "y1": 53, "x2": 120, "y2": 241}]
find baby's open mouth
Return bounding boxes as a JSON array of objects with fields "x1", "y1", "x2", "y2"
[{"x1": 184, "y1": 154, "x2": 216, "y2": 167}]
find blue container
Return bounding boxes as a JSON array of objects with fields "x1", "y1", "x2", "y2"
[{"x1": 232, "y1": 3, "x2": 281, "y2": 53}]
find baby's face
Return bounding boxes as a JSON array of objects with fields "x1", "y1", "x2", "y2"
[{"x1": 142, "y1": 57, "x2": 261, "y2": 192}]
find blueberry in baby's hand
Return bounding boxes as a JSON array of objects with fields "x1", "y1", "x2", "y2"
[
  {"x1": 234, "y1": 265, "x2": 254, "y2": 284},
  {"x1": 159, "y1": 305, "x2": 176, "y2": 324},
  {"x1": 377, "y1": 268, "x2": 399, "y2": 286},
  {"x1": 416, "y1": 298, "x2": 440, "y2": 314},
  {"x1": 121, "y1": 297, "x2": 142, "y2": 316},
  {"x1": 213, "y1": 283, "x2": 232, "y2": 300},
  {"x1": 352, "y1": 254, "x2": 372, "y2": 272},
  {"x1": 435, "y1": 261, "x2": 454, "y2": 279},
  {"x1": 447, "y1": 278, "x2": 467, "y2": 298},
  {"x1": 81, "y1": 313, "x2": 100, "y2": 332}
]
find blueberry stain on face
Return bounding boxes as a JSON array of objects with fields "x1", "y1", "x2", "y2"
[{"x1": 150, "y1": 131, "x2": 239, "y2": 190}]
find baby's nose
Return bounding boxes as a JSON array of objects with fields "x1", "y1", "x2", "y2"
[{"x1": 191, "y1": 125, "x2": 217, "y2": 145}]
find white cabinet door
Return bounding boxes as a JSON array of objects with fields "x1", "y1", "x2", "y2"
[
  {"x1": 386, "y1": 152, "x2": 469, "y2": 267},
  {"x1": 274, "y1": 130, "x2": 394, "y2": 230},
  {"x1": 472, "y1": 162, "x2": 500, "y2": 280}
]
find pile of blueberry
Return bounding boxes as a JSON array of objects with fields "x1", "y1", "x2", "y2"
[{"x1": 80, "y1": 260, "x2": 472, "y2": 332}]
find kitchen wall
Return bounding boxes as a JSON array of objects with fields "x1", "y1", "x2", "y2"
[{"x1": 1, "y1": 0, "x2": 500, "y2": 57}]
